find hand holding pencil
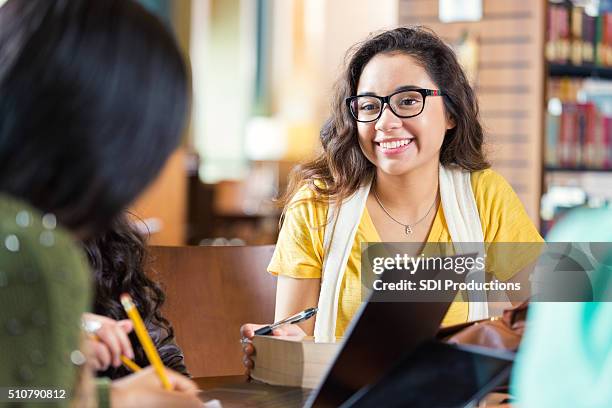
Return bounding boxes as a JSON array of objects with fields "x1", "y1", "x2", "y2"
[
  {"x1": 82, "y1": 313, "x2": 136, "y2": 371},
  {"x1": 91, "y1": 295, "x2": 201, "y2": 407},
  {"x1": 120, "y1": 293, "x2": 173, "y2": 390}
]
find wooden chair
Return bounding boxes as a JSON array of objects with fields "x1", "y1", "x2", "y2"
[{"x1": 147, "y1": 245, "x2": 277, "y2": 378}]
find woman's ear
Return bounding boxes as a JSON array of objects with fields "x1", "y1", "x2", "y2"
[{"x1": 446, "y1": 114, "x2": 456, "y2": 130}]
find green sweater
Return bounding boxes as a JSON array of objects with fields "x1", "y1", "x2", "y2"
[{"x1": 0, "y1": 195, "x2": 108, "y2": 406}]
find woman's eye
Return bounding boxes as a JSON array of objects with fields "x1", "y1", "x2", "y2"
[
  {"x1": 360, "y1": 103, "x2": 378, "y2": 111},
  {"x1": 399, "y1": 98, "x2": 417, "y2": 106}
]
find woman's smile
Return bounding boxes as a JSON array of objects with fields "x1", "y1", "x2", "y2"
[{"x1": 374, "y1": 137, "x2": 415, "y2": 156}]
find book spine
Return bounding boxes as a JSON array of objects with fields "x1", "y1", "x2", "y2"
[
  {"x1": 559, "y1": 5, "x2": 571, "y2": 63},
  {"x1": 605, "y1": 116, "x2": 612, "y2": 168},
  {"x1": 560, "y1": 103, "x2": 577, "y2": 167},
  {"x1": 583, "y1": 102, "x2": 597, "y2": 168},
  {"x1": 546, "y1": 112, "x2": 560, "y2": 167},
  {"x1": 596, "y1": 14, "x2": 604, "y2": 65},
  {"x1": 571, "y1": 6, "x2": 584, "y2": 65},
  {"x1": 583, "y1": 14, "x2": 595, "y2": 64},
  {"x1": 576, "y1": 103, "x2": 587, "y2": 167},
  {"x1": 606, "y1": 12, "x2": 612, "y2": 66},
  {"x1": 546, "y1": 3, "x2": 556, "y2": 62}
]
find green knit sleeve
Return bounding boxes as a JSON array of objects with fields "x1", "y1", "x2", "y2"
[
  {"x1": 95, "y1": 377, "x2": 112, "y2": 408},
  {"x1": 0, "y1": 195, "x2": 92, "y2": 407}
]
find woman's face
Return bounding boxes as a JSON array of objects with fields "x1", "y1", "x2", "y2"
[{"x1": 355, "y1": 52, "x2": 454, "y2": 177}]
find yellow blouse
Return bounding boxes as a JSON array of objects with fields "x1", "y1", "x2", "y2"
[{"x1": 268, "y1": 169, "x2": 544, "y2": 337}]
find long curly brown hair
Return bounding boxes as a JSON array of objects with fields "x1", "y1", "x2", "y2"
[
  {"x1": 281, "y1": 26, "x2": 489, "y2": 213},
  {"x1": 83, "y1": 213, "x2": 172, "y2": 379}
]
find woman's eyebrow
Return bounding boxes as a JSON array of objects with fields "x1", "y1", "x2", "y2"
[
  {"x1": 356, "y1": 85, "x2": 422, "y2": 96},
  {"x1": 394, "y1": 85, "x2": 421, "y2": 92}
]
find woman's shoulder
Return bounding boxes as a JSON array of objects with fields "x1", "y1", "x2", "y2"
[
  {"x1": 0, "y1": 194, "x2": 89, "y2": 272},
  {"x1": 0, "y1": 194, "x2": 91, "y2": 390},
  {"x1": 469, "y1": 168, "x2": 512, "y2": 193},
  {"x1": 0, "y1": 194, "x2": 91, "y2": 307},
  {"x1": 281, "y1": 183, "x2": 330, "y2": 235},
  {"x1": 286, "y1": 181, "x2": 330, "y2": 213}
]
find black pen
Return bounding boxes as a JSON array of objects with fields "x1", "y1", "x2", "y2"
[{"x1": 254, "y1": 307, "x2": 318, "y2": 336}]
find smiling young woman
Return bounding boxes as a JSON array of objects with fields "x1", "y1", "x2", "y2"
[{"x1": 240, "y1": 27, "x2": 543, "y2": 364}]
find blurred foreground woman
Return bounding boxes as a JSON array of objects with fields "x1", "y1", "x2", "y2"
[
  {"x1": 0, "y1": 0, "x2": 200, "y2": 406},
  {"x1": 513, "y1": 207, "x2": 612, "y2": 408}
]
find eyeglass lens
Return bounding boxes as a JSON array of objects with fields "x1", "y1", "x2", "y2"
[{"x1": 350, "y1": 90, "x2": 424, "y2": 121}]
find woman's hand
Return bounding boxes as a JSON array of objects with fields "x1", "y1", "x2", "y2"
[
  {"x1": 110, "y1": 366, "x2": 201, "y2": 408},
  {"x1": 82, "y1": 312, "x2": 134, "y2": 370},
  {"x1": 239, "y1": 323, "x2": 306, "y2": 372}
]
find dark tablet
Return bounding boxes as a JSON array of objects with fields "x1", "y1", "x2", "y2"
[{"x1": 341, "y1": 341, "x2": 514, "y2": 408}]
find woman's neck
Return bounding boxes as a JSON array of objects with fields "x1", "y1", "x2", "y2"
[{"x1": 373, "y1": 161, "x2": 439, "y2": 214}]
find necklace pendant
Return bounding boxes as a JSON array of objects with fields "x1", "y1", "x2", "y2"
[{"x1": 405, "y1": 225, "x2": 413, "y2": 234}]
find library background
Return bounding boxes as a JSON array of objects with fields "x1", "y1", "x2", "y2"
[{"x1": 113, "y1": 0, "x2": 612, "y2": 246}]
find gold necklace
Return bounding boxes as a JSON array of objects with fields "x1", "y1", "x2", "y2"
[{"x1": 373, "y1": 188, "x2": 438, "y2": 235}]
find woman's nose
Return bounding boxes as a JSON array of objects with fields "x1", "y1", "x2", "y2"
[{"x1": 374, "y1": 104, "x2": 402, "y2": 132}]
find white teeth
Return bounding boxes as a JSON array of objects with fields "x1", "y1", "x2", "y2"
[{"x1": 379, "y1": 139, "x2": 413, "y2": 149}]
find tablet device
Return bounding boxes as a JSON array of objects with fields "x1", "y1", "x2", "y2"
[{"x1": 341, "y1": 341, "x2": 514, "y2": 408}]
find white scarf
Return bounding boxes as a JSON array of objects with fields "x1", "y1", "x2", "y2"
[{"x1": 314, "y1": 165, "x2": 488, "y2": 343}]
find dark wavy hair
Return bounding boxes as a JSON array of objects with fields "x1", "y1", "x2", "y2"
[
  {"x1": 281, "y1": 26, "x2": 489, "y2": 211},
  {"x1": 0, "y1": 0, "x2": 189, "y2": 234},
  {"x1": 83, "y1": 213, "x2": 171, "y2": 378}
]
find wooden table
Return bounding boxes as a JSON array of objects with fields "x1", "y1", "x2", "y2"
[
  {"x1": 194, "y1": 376, "x2": 513, "y2": 407},
  {"x1": 195, "y1": 375, "x2": 249, "y2": 390}
]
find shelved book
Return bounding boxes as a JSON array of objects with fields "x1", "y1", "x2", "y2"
[
  {"x1": 250, "y1": 335, "x2": 341, "y2": 389},
  {"x1": 546, "y1": 0, "x2": 612, "y2": 66},
  {"x1": 546, "y1": 102, "x2": 612, "y2": 169}
]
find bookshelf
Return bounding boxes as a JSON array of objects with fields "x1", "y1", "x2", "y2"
[
  {"x1": 542, "y1": 0, "x2": 612, "y2": 234},
  {"x1": 545, "y1": 166, "x2": 612, "y2": 172},
  {"x1": 549, "y1": 63, "x2": 612, "y2": 79}
]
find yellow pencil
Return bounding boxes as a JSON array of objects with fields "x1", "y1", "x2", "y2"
[
  {"x1": 120, "y1": 293, "x2": 172, "y2": 390},
  {"x1": 89, "y1": 334, "x2": 142, "y2": 372},
  {"x1": 120, "y1": 355, "x2": 141, "y2": 372}
]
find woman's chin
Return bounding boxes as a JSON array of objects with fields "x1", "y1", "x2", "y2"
[
  {"x1": 376, "y1": 162, "x2": 420, "y2": 177},
  {"x1": 376, "y1": 158, "x2": 440, "y2": 177}
]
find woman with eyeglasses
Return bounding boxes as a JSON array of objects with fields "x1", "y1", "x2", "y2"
[{"x1": 241, "y1": 26, "x2": 543, "y2": 365}]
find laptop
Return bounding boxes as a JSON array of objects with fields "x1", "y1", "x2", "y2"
[{"x1": 199, "y1": 253, "x2": 510, "y2": 407}]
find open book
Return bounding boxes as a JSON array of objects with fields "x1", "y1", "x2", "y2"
[{"x1": 250, "y1": 335, "x2": 341, "y2": 389}]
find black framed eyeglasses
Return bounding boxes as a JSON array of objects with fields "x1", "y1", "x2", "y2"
[{"x1": 345, "y1": 88, "x2": 445, "y2": 123}]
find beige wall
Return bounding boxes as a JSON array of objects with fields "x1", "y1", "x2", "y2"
[{"x1": 269, "y1": 0, "x2": 399, "y2": 159}]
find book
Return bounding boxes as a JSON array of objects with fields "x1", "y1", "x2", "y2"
[
  {"x1": 583, "y1": 14, "x2": 596, "y2": 64},
  {"x1": 604, "y1": 116, "x2": 612, "y2": 168},
  {"x1": 250, "y1": 335, "x2": 341, "y2": 389},
  {"x1": 545, "y1": 112, "x2": 560, "y2": 167},
  {"x1": 583, "y1": 102, "x2": 597, "y2": 167},
  {"x1": 560, "y1": 102, "x2": 578, "y2": 167},
  {"x1": 571, "y1": 6, "x2": 584, "y2": 66}
]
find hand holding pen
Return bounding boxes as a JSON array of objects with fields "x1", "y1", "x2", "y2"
[
  {"x1": 254, "y1": 307, "x2": 318, "y2": 335},
  {"x1": 240, "y1": 307, "x2": 318, "y2": 370}
]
